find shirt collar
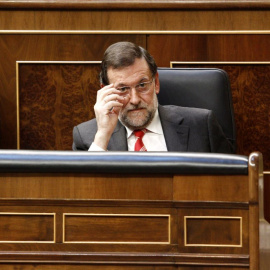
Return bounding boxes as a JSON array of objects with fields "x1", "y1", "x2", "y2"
[{"x1": 125, "y1": 109, "x2": 163, "y2": 139}]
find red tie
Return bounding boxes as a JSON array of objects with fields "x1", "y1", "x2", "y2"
[{"x1": 134, "y1": 129, "x2": 147, "y2": 151}]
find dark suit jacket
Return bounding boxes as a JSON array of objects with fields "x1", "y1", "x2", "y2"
[{"x1": 72, "y1": 105, "x2": 233, "y2": 153}]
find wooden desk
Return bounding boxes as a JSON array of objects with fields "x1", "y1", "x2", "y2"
[{"x1": 0, "y1": 151, "x2": 264, "y2": 269}]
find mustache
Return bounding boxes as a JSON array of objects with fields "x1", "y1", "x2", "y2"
[{"x1": 125, "y1": 104, "x2": 147, "y2": 111}]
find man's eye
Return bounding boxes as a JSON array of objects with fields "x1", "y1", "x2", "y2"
[
  {"x1": 138, "y1": 83, "x2": 146, "y2": 88},
  {"x1": 118, "y1": 87, "x2": 129, "y2": 92}
]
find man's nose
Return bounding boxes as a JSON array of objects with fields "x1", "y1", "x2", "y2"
[{"x1": 129, "y1": 88, "x2": 140, "y2": 104}]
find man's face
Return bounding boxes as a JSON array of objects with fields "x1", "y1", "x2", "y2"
[{"x1": 107, "y1": 58, "x2": 160, "y2": 130}]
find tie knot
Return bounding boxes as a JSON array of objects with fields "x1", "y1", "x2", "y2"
[{"x1": 133, "y1": 129, "x2": 147, "y2": 139}]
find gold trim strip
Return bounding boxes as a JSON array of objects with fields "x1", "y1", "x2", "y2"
[
  {"x1": 0, "y1": 212, "x2": 56, "y2": 243},
  {"x1": 170, "y1": 61, "x2": 270, "y2": 67},
  {"x1": 2, "y1": 30, "x2": 270, "y2": 35},
  {"x1": 16, "y1": 62, "x2": 20, "y2": 149},
  {"x1": 63, "y1": 213, "x2": 171, "y2": 244},
  {"x1": 184, "y1": 216, "x2": 242, "y2": 247},
  {"x1": 16, "y1": 60, "x2": 101, "y2": 149},
  {"x1": 16, "y1": 61, "x2": 101, "y2": 64}
]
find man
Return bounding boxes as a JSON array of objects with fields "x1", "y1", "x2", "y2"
[{"x1": 73, "y1": 41, "x2": 233, "y2": 153}]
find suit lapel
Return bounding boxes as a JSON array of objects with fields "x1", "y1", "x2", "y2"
[
  {"x1": 159, "y1": 105, "x2": 189, "y2": 152},
  {"x1": 108, "y1": 121, "x2": 128, "y2": 151}
]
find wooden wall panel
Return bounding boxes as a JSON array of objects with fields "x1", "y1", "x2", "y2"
[
  {"x1": 185, "y1": 217, "x2": 241, "y2": 246},
  {"x1": 148, "y1": 35, "x2": 270, "y2": 67},
  {"x1": 148, "y1": 35, "x2": 270, "y2": 170},
  {"x1": 0, "y1": 173, "x2": 173, "y2": 200},
  {"x1": 18, "y1": 62, "x2": 100, "y2": 150},
  {"x1": 1, "y1": 10, "x2": 270, "y2": 31},
  {"x1": 173, "y1": 175, "x2": 248, "y2": 202},
  {"x1": 0, "y1": 34, "x2": 146, "y2": 149},
  {"x1": 178, "y1": 208, "x2": 249, "y2": 255},
  {"x1": 64, "y1": 214, "x2": 169, "y2": 243},
  {"x1": 0, "y1": 213, "x2": 55, "y2": 242}
]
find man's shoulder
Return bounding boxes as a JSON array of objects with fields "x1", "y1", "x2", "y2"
[
  {"x1": 75, "y1": 118, "x2": 97, "y2": 133},
  {"x1": 160, "y1": 104, "x2": 210, "y2": 119}
]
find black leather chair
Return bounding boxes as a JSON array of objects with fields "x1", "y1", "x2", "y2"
[{"x1": 157, "y1": 68, "x2": 236, "y2": 152}]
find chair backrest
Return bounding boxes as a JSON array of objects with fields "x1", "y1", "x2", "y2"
[{"x1": 157, "y1": 68, "x2": 236, "y2": 152}]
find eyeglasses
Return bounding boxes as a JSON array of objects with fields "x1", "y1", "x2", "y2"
[{"x1": 116, "y1": 79, "x2": 154, "y2": 96}]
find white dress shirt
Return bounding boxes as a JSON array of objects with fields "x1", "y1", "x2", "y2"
[{"x1": 89, "y1": 110, "x2": 167, "y2": 151}]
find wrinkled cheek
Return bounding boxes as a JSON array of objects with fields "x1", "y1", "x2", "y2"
[
  {"x1": 119, "y1": 99, "x2": 130, "y2": 113},
  {"x1": 122, "y1": 95, "x2": 131, "y2": 106}
]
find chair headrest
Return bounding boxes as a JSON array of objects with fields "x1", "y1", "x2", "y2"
[{"x1": 157, "y1": 68, "x2": 236, "y2": 151}]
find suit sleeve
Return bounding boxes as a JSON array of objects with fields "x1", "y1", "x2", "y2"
[
  {"x1": 72, "y1": 126, "x2": 86, "y2": 151},
  {"x1": 207, "y1": 111, "x2": 234, "y2": 154}
]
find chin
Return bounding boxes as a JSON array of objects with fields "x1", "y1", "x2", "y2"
[
  {"x1": 126, "y1": 117, "x2": 150, "y2": 129},
  {"x1": 120, "y1": 109, "x2": 153, "y2": 129}
]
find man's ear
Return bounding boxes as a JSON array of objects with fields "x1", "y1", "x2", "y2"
[{"x1": 154, "y1": 72, "x2": 160, "y2": 94}]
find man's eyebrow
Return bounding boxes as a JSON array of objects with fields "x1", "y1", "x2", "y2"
[
  {"x1": 115, "y1": 77, "x2": 150, "y2": 87},
  {"x1": 138, "y1": 77, "x2": 150, "y2": 83},
  {"x1": 114, "y1": 83, "x2": 129, "y2": 89},
  {"x1": 115, "y1": 82, "x2": 128, "y2": 87}
]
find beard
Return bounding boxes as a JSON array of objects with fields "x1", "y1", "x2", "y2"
[{"x1": 119, "y1": 93, "x2": 158, "y2": 130}]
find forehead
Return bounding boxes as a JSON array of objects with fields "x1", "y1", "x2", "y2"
[{"x1": 107, "y1": 58, "x2": 151, "y2": 85}]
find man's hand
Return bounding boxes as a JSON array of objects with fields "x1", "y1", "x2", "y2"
[{"x1": 93, "y1": 84, "x2": 127, "y2": 150}]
